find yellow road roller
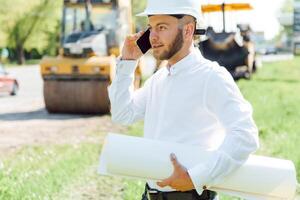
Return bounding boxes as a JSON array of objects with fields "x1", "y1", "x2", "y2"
[{"x1": 40, "y1": 0, "x2": 142, "y2": 114}]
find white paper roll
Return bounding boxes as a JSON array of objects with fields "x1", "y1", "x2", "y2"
[{"x1": 98, "y1": 133, "x2": 297, "y2": 200}]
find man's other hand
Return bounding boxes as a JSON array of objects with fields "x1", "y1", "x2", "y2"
[{"x1": 157, "y1": 153, "x2": 195, "y2": 192}]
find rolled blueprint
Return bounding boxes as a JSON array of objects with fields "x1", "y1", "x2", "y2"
[{"x1": 98, "y1": 133, "x2": 297, "y2": 200}]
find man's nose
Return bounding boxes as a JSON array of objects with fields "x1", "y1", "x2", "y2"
[{"x1": 149, "y1": 30, "x2": 159, "y2": 43}]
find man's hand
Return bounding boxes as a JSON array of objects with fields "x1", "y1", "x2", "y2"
[
  {"x1": 121, "y1": 31, "x2": 144, "y2": 60},
  {"x1": 157, "y1": 153, "x2": 195, "y2": 192}
]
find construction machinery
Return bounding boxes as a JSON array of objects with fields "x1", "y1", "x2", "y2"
[
  {"x1": 199, "y1": 3, "x2": 257, "y2": 80},
  {"x1": 40, "y1": 0, "x2": 142, "y2": 114}
]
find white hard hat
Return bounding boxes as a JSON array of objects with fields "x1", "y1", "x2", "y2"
[
  {"x1": 137, "y1": 0, "x2": 204, "y2": 32},
  {"x1": 137, "y1": 0, "x2": 205, "y2": 35}
]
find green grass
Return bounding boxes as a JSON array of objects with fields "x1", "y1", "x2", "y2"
[
  {"x1": 0, "y1": 57, "x2": 299, "y2": 199},
  {"x1": 239, "y1": 57, "x2": 300, "y2": 172},
  {"x1": 0, "y1": 143, "x2": 101, "y2": 200},
  {"x1": 123, "y1": 122, "x2": 146, "y2": 200}
]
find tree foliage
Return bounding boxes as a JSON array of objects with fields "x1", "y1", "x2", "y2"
[
  {"x1": 0, "y1": 0, "x2": 61, "y2": 64},
  {"x1": 281, "y1": 0, "x2": 294, "y2": 13},
  {"x1": 131, "y1": 0, "x2": 147, "y2": 31}
]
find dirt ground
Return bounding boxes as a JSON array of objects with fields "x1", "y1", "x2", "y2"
[
  {"x1": 0, "y1": 66, "x2": 126, "y2": 157},
  {"x1": 0, "y1": 109, "x2": 126, "y2": 157}
]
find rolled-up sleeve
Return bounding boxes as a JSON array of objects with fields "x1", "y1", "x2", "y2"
[
  {"x1": 188, "y1": 67, "x2": 259, "y2": 195},
  {"x1": 108, "y1": 59, "x2": 151, "y2": 125}
]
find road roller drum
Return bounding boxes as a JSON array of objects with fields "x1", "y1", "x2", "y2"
[{"x1": 44, "y1": 79, "x2": 110, "y2": 114}]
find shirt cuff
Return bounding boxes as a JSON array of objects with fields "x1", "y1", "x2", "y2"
[
  {"x1": 116, "y1": 57, "x2": 138, "y2": 76},
  {"x1": 188, "y1": 163, "x2": 212, "y2": 196}
]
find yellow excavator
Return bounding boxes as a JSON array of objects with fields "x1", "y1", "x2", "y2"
[{"x1": 40, "y1": 0, "x2": 142, "y2": 114}]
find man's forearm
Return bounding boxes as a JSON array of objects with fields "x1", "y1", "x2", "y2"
[{"x1": 108, "y1": 60, "x2": 141, "y2": 125}]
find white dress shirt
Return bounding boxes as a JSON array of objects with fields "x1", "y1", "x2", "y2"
[{"x1": 108, "y1": 48, "x2": 259, "y2": 195}]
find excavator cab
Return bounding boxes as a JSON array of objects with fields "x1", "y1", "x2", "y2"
[
  {"x1": 199, "y1": 3, "x2": 257, "y2": 80},
  {"x1": 40, "y1": 0, "x2": 141, "y2": 114}
]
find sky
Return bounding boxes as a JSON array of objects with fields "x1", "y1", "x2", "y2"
[{"x1": 201, "y1": 0, "x2": 286, "y2": 40}]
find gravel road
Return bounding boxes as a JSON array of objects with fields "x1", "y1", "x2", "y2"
[{"x1": 0, "y1": 65, "x2": 126, "y2": 156}]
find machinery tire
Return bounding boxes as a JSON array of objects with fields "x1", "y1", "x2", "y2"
[
  {"x1": 244, "y1": 71, "x2": 251, "y2": 80},
  {"x1": 44, "y1": 80, "x2": 110, "y2": 114}
]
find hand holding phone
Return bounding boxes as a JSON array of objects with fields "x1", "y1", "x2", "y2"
[{"x1": 121, "y1": 31, "x2": 146, "y2": 60}]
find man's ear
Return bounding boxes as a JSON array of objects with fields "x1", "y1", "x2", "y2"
[{"x1": 183, "y1": 23, "x2": 194, "y2": 39}]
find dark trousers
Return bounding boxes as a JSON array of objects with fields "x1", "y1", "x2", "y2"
[{"x1": 142, "y1": 184, "x2": 217, "y2": 200}]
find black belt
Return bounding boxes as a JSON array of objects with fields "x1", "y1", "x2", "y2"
[{"x1": 142, "y1": 184, "x2": 217, "y2": 200}]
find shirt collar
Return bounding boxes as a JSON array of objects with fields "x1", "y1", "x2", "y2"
[{"x1": 166, "y1": 48, "x2": 204, "y2": 76}]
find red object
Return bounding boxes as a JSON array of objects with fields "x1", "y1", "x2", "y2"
[{"x1": 0, "y1": 64, "x2": 18, "y2": 96}]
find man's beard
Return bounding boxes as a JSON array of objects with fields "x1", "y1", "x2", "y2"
[{"x1": 155, "y1": 29, "x2": 184, "y2": 61}]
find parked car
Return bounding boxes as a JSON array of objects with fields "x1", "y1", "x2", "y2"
[
  {"x1": 0, "y1": 63, "x2": 19, "y2": 96},
  {"x1": 265, "y1": 46, "x2": 278, "y2": 55},
  {"x1": 256, "y1": 46, "x2": 278, "y2": 55}
]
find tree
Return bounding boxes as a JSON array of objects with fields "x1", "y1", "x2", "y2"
[
  {"x1": 44, "y1": 20, "x2": 61, "y2": 56},
  {"x1": 274, "y1": 0, "x2": 294, "y2": 50},
  {"x1": 281, "y1": 0, "x2": 294, "y2": 13},
  {"x1": 0, "y1": 0, "x2": 61, "y2": 64},
  {"x1": 6, "y1": 0, "x2": 61, "y2": 64},
  {"x1": 131, "y1": 0, "x2": 147, "y2": 31}
]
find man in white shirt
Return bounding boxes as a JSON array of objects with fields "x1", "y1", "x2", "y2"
[{"x1": 108, "y1": 0, "x2": 259, "y2": 199}]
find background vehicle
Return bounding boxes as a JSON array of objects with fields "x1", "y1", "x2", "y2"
[
  {"x1": 265, "y1": 46, "x2": 278, "y2": 55},
  {"x1": 0, "y1": 64, "x2": 19, "y2": 96},
  {"x1": 199, "y1": 3, "x2": 257, "y2": 80},
  {"x1": 40, "y1": 0, "x2": 142, "y2": 114}
]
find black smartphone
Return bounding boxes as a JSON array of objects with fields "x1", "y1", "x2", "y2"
[{"x1": 136, "y1": 29, "x2": 151, "y2": 54}]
